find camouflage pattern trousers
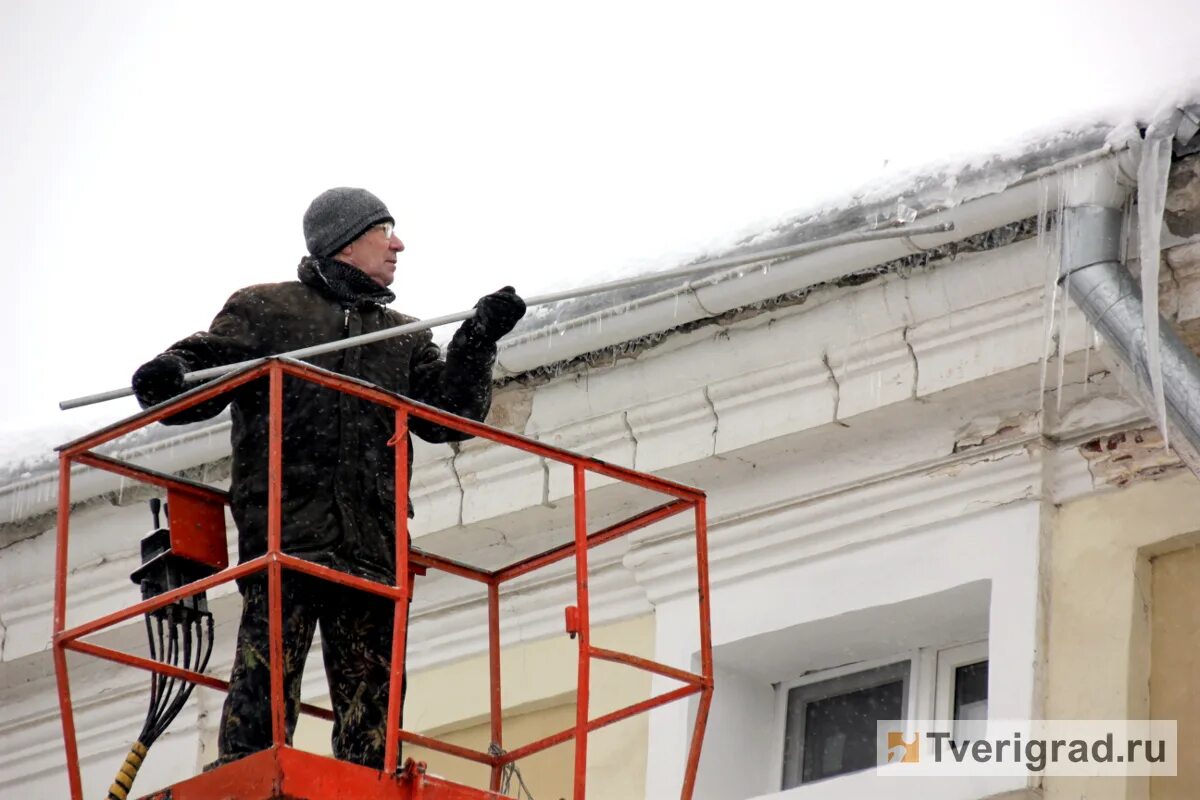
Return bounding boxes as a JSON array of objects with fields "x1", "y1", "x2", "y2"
[{"x1": 216, "y1": 572, "x2": 404, "y2": 769}]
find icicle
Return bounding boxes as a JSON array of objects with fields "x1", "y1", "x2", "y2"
[
  {"x1": 1137, "y1": 129, "x2": 1174, "y2": 446},
  {"x1": 1056, "y1": 270, "x2": 1071, "y2": 414},
  {"x1": 1116, "y1": 359, "x2": 1129, "y2": 402},
  {"x1": 1082, "y1": 319, "x2": 1093, "y2": 395},
  {"x1": 1122, "y1": 192, "x2": 1135, "y2": 265},
  {"x1": 1037, "y1": 177, "x2": 1061, "y2": 415},
  {"x1": 1035, "y1": 178, "x2": 1050, "y2": 252},
  {"x1": 1035, "y1": 180, "x2": 1048, "y2": 306}
]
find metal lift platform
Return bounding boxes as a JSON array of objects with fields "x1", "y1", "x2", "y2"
[{"x1": 52, "y1": 358, "x2": 713, "y2": 800}]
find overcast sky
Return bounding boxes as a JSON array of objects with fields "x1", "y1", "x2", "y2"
[{"x1": 3, "y1": 0, "x2": 1200, "y2": 452}]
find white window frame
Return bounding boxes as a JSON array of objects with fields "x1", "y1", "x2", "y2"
[
  {"x1": 766, "y1": 641, "x2": 989, "y2": 793},
  {"x1": 768, "y1": 650, "x2": 932, "y2": 789},
  {"x1": 934, "y1": 639, "x2": 989, "y2": 738}
]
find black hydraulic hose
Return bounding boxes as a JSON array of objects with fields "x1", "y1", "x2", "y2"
[{"x1": 106, "y1": 611, "x2": 213, "y2": 800}]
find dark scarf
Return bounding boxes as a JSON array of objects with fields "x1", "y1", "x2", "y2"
[{"x1": 298, "y1": 256, "x2": 396, "y2": 308}]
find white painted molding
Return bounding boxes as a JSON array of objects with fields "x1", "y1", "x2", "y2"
[
  {"x1": 708, "y1": 358, "x2": 834, "y2": 456},
  {"x1": 456, "y1": 436, "x2": 545, "y2": 527},
  {"x1": 627, "y1": 389, "x2": 718, "y2": 473},
  {"x1": 626, "y1": 445, "x2": 1043, "y2": 604},
  {"x1": 543, "y1": 410, "x2": 634, "y2": 500},
  {"x1": 827, "y1": 328, "x2": 916, "y2": 419}
]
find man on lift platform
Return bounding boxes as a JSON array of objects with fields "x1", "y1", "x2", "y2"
[{"x1": 130, "y1": 187, "x2": 526, "y2": 769}]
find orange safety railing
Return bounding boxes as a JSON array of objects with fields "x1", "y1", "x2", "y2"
[{"x1": 52, "y1": 357, "x2": 713, "y2": 799}]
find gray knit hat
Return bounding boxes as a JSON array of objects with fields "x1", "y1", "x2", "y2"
[{"x1": 303, "y1": 187, "x2": 395, "y2": 257}]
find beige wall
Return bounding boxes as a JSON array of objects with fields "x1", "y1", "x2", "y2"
[
  {"x1": 407, "y1": 702, "x2": 577, "y2": 797},
  {"x1": 294, "y1": 614, "x2": 654, "y2": 799},
  {"x1": 1150, "y1": 545, "x2": 1200, "y2": 799},
  {"x1": 1044, "y1": 472, "x2": 1200, "y2": 800}
]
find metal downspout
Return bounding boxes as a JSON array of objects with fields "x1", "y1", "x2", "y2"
[{"x1": 1060, "y1": 205, "x2": 1200, "y2": 476}]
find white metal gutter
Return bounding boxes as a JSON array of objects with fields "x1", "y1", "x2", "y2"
[{"x1": 495, "y1": 142, "x2": 1137, "y2": 377}]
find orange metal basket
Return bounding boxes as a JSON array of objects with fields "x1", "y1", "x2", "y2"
[{"x1": 52, "y1": 358, "x2": 713, "y2": 800}]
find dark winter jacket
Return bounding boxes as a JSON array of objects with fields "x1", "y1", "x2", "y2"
[{"x1": 153, "y1": 257, "x2": 495, "y2": 583}]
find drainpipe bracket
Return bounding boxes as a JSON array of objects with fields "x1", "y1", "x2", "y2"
[{"x1": 1060, "y1": 205, "x2": 1124, "y2": 283}]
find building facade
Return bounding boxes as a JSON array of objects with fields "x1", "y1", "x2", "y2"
[{"x1": 4, "y1": 112, "x2": 1200, "y2": 799}]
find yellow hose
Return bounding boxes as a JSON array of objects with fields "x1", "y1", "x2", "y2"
[{"x1": 106, "y1": 741, "x2": 148, "y2": 800}]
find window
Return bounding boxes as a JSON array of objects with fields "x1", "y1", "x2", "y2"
[
  {"x1": 953, "y1": 661, "x2": 988, "y2": 731},
  {"x1": 772, "y1": 642, "x2": 990, "y2": 792},
  {"x1": 697, "y1": 582, "x2": 994, "y2": 797},
  {"x1": 935, "y1": 640, "x2": 989, "y2": 743},
  {"x1": 778, "y1": 660, "x2": 910, "y2": 788}
]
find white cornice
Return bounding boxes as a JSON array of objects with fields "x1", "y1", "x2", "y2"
[
  {"x1": 625, "y1": 444, "x2": 1044, "y2": 605},
  {"x1": 708, "y1": 357, "x2": 834, "y2": 456}
]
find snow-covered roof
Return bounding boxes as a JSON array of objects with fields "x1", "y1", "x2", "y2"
[
  {"x1": 1, "y1": 107, "x2": 1192, "y2": 492},
  {"x1": 510, "y1": 122, "x2": 1122, "y2": 337},
  {"x1": 0, "y1": 412, "x2": 230, "y2": 488}
]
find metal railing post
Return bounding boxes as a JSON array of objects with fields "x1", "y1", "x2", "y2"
[
  {"x1": 53, "y1": 453, "x2": 85, "y2": 800},
  {"x1": 384, "y1": 410, "x2": 411, "y2": 773},
  {"x1": 267, "y1": 362, "x2": 287, "y2": 748},
  {"x1": 488, "y1": 582, "x2": 503, "y2": 792},
  {"x1": 572, "y1": 465, "x2": 590, "y2": 800},
  {"x1": 681, "y1": 499, "x2": 714, "y2": 800}
]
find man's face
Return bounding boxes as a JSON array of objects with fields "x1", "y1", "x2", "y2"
[{"x1": 338, "y1": 222, "x2": 405, "y2": 287}]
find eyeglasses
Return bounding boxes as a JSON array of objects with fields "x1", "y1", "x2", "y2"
[{"x1": 373, "y1": 222, "x2": 394, "y2": 239}]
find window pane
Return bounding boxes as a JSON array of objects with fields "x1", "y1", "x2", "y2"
[
  {"x1": 781, "y1": 661, "x2": 909, "y2": 788},
  {"x1": 802, "y1": 680, "x2": 904, "y2": 781},
  {"x1": 952, "y1": 660, "x2": 988, "y2": 741}
]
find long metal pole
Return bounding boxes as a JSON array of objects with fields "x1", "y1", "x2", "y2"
[{"x1": 58, "y1": 222, "x2": 953, "y2": 410}]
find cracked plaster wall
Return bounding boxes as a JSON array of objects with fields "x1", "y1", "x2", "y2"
[{"x1": 1044, "y1": 471, "x2": 1200, "y2": 800}]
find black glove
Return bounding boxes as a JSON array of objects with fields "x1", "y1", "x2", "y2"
[
  {"x1": 131, "y1": 355, "x2": 188, "y2": 408},
  {"x1": 468, "y1": 286, "x2": 526, "y2": 344}
]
